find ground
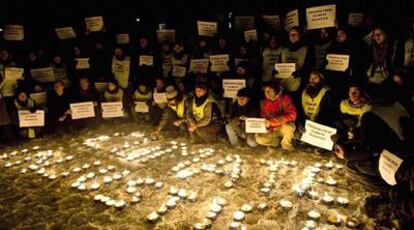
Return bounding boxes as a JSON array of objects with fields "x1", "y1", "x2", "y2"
[{"x1": 0, "y1": 121, "x2": 405, "y2": 230}]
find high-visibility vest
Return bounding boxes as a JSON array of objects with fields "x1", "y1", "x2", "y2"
[
  {"x1": 281, "y1": 46, "x2": 308, "y2": 71},
  {"x1": 104, "y1": 89, "x2": 123, "y2": 102},
  {"x1": 133, "y1": 89, "x2": 152, "y2": 101},
  {"x1": 340, "y1": 99, "x2": 372, "y2": 123},
  {"x1": 112, "y1": 56, "x2": 130, "y2": 89},
  {"x1": 170, "y1": 96, "x2": 187, "y2": 118},
  {"x1": 192, "y1": 95, "x2": 216, "y2": 121},
  {"x1": 301, "y1": 87, "x2": 329, "y2": 121},
  {"x1": 404, "y1": 39, "x2": 414, "y2": 67}
]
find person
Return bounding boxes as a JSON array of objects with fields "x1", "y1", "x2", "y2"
[
  {"x1": 260, "y1": 34, "x2": 282, "y2": 82},
  {"x1": 111, "y1": 46, "x2": 131, "y2": 90},
  {"x1": 0, "y1": 71, "x2": 13, "y2": 142},
  {"x1": 150, "y1": 76, "x2": 168, "y2": 125},
  {"x1": 339, "y1": 84, "x2": 372, "y2": 125},
  {"x1": 313, "y1": 28, "x2": 332, "y2": 70},
  {"x1": 151, "y1": 85, "x2": 191, "y2": 137},
  {"x1": 46, "y1": 80, "x2": 71, "y2": 131},
  {"x1": 71, "y1": 76, "x2": 100, "y2": 124},
  {"x1": 225, "y1": 88, "x2": 259, "y2": 148},
  {"x1": 103, "y1": 78, "x2": 124, "y2": 102},
  {"x1": 255, "y1": 80, "x2": 297, "y2": 150},
  {"x1": 11, "y1": 88, "x2": 40, "y2": 139},
  {"x1": 130, "y1": 81, "x2": 152, "y2": 123},
  {"x1": 186, "y1": 83, "x2": 222, "y2": 143},
  {"x1": 159, "y1": 41, "x2": 173, "y2": 78},
  {"x1": 51, "y1": 54, "x2": 71, "y2": 88}
]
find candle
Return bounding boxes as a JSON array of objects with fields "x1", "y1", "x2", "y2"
[
  {"x1": 136, "y1": 178, "x2": 144, "y2": 186},
  {"x1": 188, "y1": 192, "x2": 198, "y2": 202},
  {"x1": 280, "y1": 199, "x2": 293, "y2": 209},
  {"x1": 107, "y1": 165, "x2": 115, "y2": 171},
  {"x1": 127, "y1": 187, "x2": 137, "y2": 194},
  {"x1": 206, "y1": 211, "x2": 217, "y2": 220},
  {"x1": 115, "y1": 200, "x2": 126, "y2": 209},
  {"x1": 305, "y1": 220, "x2": 317, "y2": 228},
  {"x1": 72, "y1": 167, "x2": 81, "y2": 173},
  {"x1": 260, "y1": 187, "x2": 271, "y2": 195},
  {"x1": 169, "y1": 187, "x2": 178, "y2": 195},
  {"x1": 71, "y1": 181, "x2": 80, "y2": 188},
  {"x1": 62, "y1": 172, "x2": 70, "y2": 177},
  {"x1": 217, "y1": 159, "x2": 225, "y2": 165},
  {"x1": 224, "y1": 181, "x2": 233, "y2": 188},
  {"x1": 20, "y1": 169, "x2": 28, "y2": 174},
  {"x1": 257, "y1": 203, "x2": 268, "y2": 211},
  {"x1": 103, "y1": 176, "x2": 113, "y2": 184},
  {"x1": 307, "y1": 190, "x2": 319, "y2": 200},
  {"x1": 99, "y1": 169, "x2": 108, "y2": 174},
  {"x1": 210, "y1": 203, "x2": 222, "y2": 213},
  {"x1": 147, "y1": 211, "x2": 159, "y2": 222},
  {"x1": 193, "y1": 223, "x2": 205, "y2": 230},
  {"x1": 77, "y1": 184, "x2": 86, "y2": 191},
  {"x1": 82, "y1": 164, "x2": 90, "y2": 169},
  {"x1": 91, "y1": 183, "x2": 100, "y2": 190},
  {"x1": 233, "y1": 211, "x2": 245, "y2": 221},
  {"x1": 48, "y1": 174, "x2": 57, "y2": 180},
  {"x1": 322, "y1": 193, "x2": 334, "y2": 204},
  {"x1": 324, "y1": 160, "x2": 334, "y2": 169},
  {"x1": 127, "y1": 180, "x2": 137, "y2": 187},
  {"x1": 178, "y1": 189, "x2": 187, "y2": 199},
  {"x1": 213, "y1": 197, "x2": 227, "y2": 206},
  {"x1": 307, "y1": 210, "x2": 320, "y2": 219},
  {"x1": 86, "y1": 172, "x2": 95, "y2": 179},
  {"x1": 346, "y1": 217, "x2": 360, "y2": 229},
  {"x1": 66, "y1": 155, "x2": 74, "y2": 161},
  {"x1": 314, "y1": 163, "x2": 322, "y2": 168},
  {"x1": 294, "y1": 186, "x2": 305, "y2": 197},
  {"x1": 327, "y1": 210, "x2": 342, "y2": 226},
  {"x1": 336, "y1": 197, "x2": 349, "y2": 206},
  {"x1": 155, "y1": 182, "x2": 163, "y2": 189},
  {"x1": 145, "y1": 177, "x2": 155, "y2": 185},
  {"x1": 100, "y1": 196, "x2": 110, "y2": 203},
  {"x1": 157, "y1": 204, "x2": 168, "y2": 215},
  {"x1": 131, "y1": 196, "x2": 141, "y2": 204},
  {"x1": 166, "y1": 197, "x2": 178, "y2": 208},
  {"x1": 229, "y1": 221, "x2": 241, "y2": 230},
  {"x1": 93, "y1": 160, "x2": 101, "y2": 166},
  {"x1": 94, "y1": 194, "x2": 103, "y2": 202},
  {"x1": 325, "y1": 176, "x2": 337, "y2": 186},
  {"x1": 241, "y1": 204, "x2": 253, "y2": 213},
  {"x1": 113, "y1": 174, "x2": 122, "y2": 180}
]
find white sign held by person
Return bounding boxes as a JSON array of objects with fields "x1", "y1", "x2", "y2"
[
  {"x1": 262, "y1": 15, "x2": 282, "y2": 30},
  {"x1": 70, "y1": 102, "x2": 95, "y2": 120},
  {"x1": 285, "y1": 9, "x2": 299, "y2": 31},
  {"x1": 116, "y1": 33, "x2": 130, "y2": 44},
  {"x1": 348, "y1": 13, "x2": 364, "y2": 27},
  {"x1": 101, "y1": 102, "x2": 123, "y2": 118},
  {"x1": 189, "y1": 59, "x2": 209, "y2": 74},
  {"x1": 244, "y1": 29, "x2": 258, "y2": 42},
  {"x1": 210, "y1": 54, "x2": 230, "y2": 72},
  {"x1": 55, "y1": 27, "x2": 76, "y2": 40},
  {"x1": 30, "y1": 67, "x2": 56, "y2": 83},
  {"x1": 197, "y1": 21, "x2": 217, "y2": 37},
  {"x1": 306, "y1": 5, "x2": 336, "y2": 30},
  {"x1": 139, "y1": 55, "x2": 154, "y2": 66},
  {"x1": 325, "y1": 54, "x2": 350, "y2": 72},
  {"x1": 3, "y1": 25, "x2": 24, "y2": 41},
  {"x1": 172, "y1": 65, "x2": 187, "y2": 78},
  {"x1": 234, "y1": 16, "x2": 255, "y2": 31},
  {"x1": 2, "y1": 68, "x2": 24, "y2": 97},
  {"x1": 301, "y1": 120, "x2": 337, "y2": 150},
  {"x1": 157, "y1": 30, "x2": 175, "y2": 43},
  {"x1": 85, "y1": 16, "x2": 104, "y2": 32},
  {"x1": 379, "y1": 150, "x2": 404, "y2": 186},
  {"x1": 94, "y1": 82, "x2": 108, "y2": 92},
  {"x1": 274, "y1": 63, "x2": 296, "y2": 79},
  {"x1": 134, "y1": 101, "x2": 149, "y2": 113},
  {"x1": 75, "y1": 58, "x2": 90, "y2": 70},
  {"x1": 222, "y1": 79, "x2": 246, "y2": 99},
  {"x1": 153, "y1": 93, "x2": 168, "y2": 104},
  {"x1": 245, "y1": 118, "x2": 267, "y2": 133},
  {"x1": 30, "y1": 92, "x2": 47, "y2": 105},
  {"x1": 18, "y1": 110, "x2": 45, "y2": 127}
]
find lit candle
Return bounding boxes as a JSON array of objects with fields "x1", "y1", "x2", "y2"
[
  {"x1": 206, "y1": 211, "x2": 217, "y2": 220},
  {"x1": 324, "y1": 160, "x2": 334, "y2": 169},
  {"x1": 131, "y1": 196, "x2": 141, "y2": 204},
  {"x1": 178, "y1": 188, "x2": 187, "y2": 199},
  {"x1": 91, "y1": 183, "x2": 100, "y2": 190},
  {"x1": 155, "y1": 182, "x2": 163, "y2": 189},
  {"x1": 210, "y1": 203, "x2": 222, "y2": 213},
  {"x1": 169, "y1": 187, "x2": 178, "y2": 195},
  {"x1": 257, "y1": 203, "x2": 268, "y2": 211},
  {"x1": 147, "y1": 211, "x2": 159, "y2": 222},
  {"x1": 224, "y1": 181, "x2": 233, "y2": 188},
  {"x1": 346, "y1": 217, "x2": 360, "y2": 229},
  {"x1": 233, "y1": 210, "x2": 245, "y2": 221},
  {"x1": 305, "y1": 220, "x2": 317, "y2": 228},
  {"x1": 188, "y1": 192, "x2": 197, "y2": 202},
  {"x1": 327, "y1": 210, "x2": 342, "y2": 226},
  {"x1": 113, "y1": 174, "x2": 122, "y2": 180},
  {"x1": 280, "y1": 199, "x2": 293, "y2": 209},
  {"x1": 157, "y1": 204, "x2": 168, "y2": 215},
  {"x1": 145, "y1": 177, "x2": 155, "y2": 185},
  {"x1": 294, "y1": 185, "x2": 305, "y2": 197},
  {"x1": 103, "y1": 176, "x2": 113, "y2": 184},
  {"x1": 307, "y1": 190, "x2": 319, "y2": 200},
  {"x1": 94, "y1": 194, "x2": 103, "y2": 202},
  {"x1": 240, "y1": 204, "x2": 253, "y2": 213},
  {"x1": 127, "y1": 187, "x2": 137, "y2": 194},
  {"x1": 322, "y1": 192, "x2": 334, "y2": 204},
  {"x1": 336, "y1": 197, "x2": 349, "y2": 206},
  {"x1": 325, "y1": 176, "x2": 337, "y2": 186},
  {"x1": 307, "y1": 210, "x2": 320, "y2": 220}
]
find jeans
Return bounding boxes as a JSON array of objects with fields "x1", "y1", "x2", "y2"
[{"x1": 225, "y1": 118, "x2": 257, "y2": 147}]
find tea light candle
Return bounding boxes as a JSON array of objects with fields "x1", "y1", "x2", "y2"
[
  {"x1": 336, "y1": 197, "x2": 349, "y2": 206},
  {"x1": 206, "y1": 211, "x2": 217, "y2": 220},
  {"x1": 241, "y1": 204, "x2": 253, "y2": 213},
  {"x1": 66, "y1": 155, "x2": 74, "y2": 161},
  {"x1": 280, "y1": 199, "x2": 293, "y2": 209},
  {"x1": 86, "y1": 172, "x2": 95, "y2": 179},
  {"x1": 114, "y1": 200, "x2": 126, "y2": 209},
  {"x1": 294, "y1": 186, "x2": 305, "y2": 197},
  {"x1": 166, "y1": 197, "x2": 178, "y2": 208},
  {"x1": 145, "y1": 177, "x2": 155, "y2": 185},
  {"x1": 327, "y1": 210, "x2": 342, "y2": 226},
  {"x1": 48, "y1": 174, "x2": 57, "y2": 180},
  {"x1": 71, "y1": 181, "x2": 80, "y2": 188},
  {"x1": 20, "y1": 169, "x2": 28, "y2": 174},
  {"x1": 155, "y1": 182, "x2": 163, "y2": 189},
  {"x1": 307, "y1": 190, "x2": 319, "y2": 200},
  {"x1": 93, "y1": 160, "x2": 101, "y2": 166},
  {"x1": 157, "y1": 204, "x2": 168, "y2": 214},
  {"x1": 113, "y1": 174, "x2": 122, "y2": 180},
  {"x1": 233, "y1": 211, "x2": 245, "y2": 221},
  {"x1": 188, "y1": 192, "x2": 197, "y2": 202},
  {"x1": 82, "y1": 164, "x2": 90, "y2": 169},
  {"x1": 107, "y1": 165, "x2": 115, "y2": 171},
  {"x1": 94, "y1": 194, "x2": 103, "y2": 202},
  {"x1": 322, "y1": 193, "x2": 334, "y2": 204},
  {"x1": 100, "y1": 196, "x2": 110, "y2": 203},
  {"x1": 257, "y1": 203, "x2": 268, "y2": 211},
  {"x1": 91, "y1": 183, "x2": 100, "y2": 190},
  {"x1": 305, "y1": 220, "x2": 317, "y2": 228},
  {"x1": 169, "y1": 187, "x2": 178, "y2": 195},
  {"x1": 136, "y1": 178, "x2": 144, "y2": 186},
  {"x1": 307, "y1": 210, "x2": 320, "y2": 219},
  {"x1": 147, "y1": 211, "x2": 159, "y2": 222},
  {"x1": 224, "y1": 181, "x2": 233, "y2": 188},
  {"x1": 324, "y1": 160, "x2": 334, "y2": 169},
  {"x1": 346, "y1": 217, "x2": 360, "y2": 229},
  {"x1": 103, "y1": 176, "x2": 113, "y2": 184},
  {"x1": 178, "y1": 189, "x2": 187, "y2": 199},
  {"x1": 77, "y1": 184, "x2": 86, "y2": 191},
  {"x1": 131, "y1": 196, "x2": 141, "y2": 204},
  {"x1": 325, "y1": 176, "x2": 337, "y2": 186},
  {"x1": 99, "y1": 168, "x2": 108, "y2": 174},
  {"x1": 72, "y1": 167, "x2": 81, "y2": 173},
  {"x1": 127, "y1": 187, "x2": 137, "y2": 194},
  {"x1": 260, "y1": 187, "x2": 271, "y2": 195},
  {"x1": 230, "y1": 221, "x2": 241, "y2": 230},
  {"x1": 193, "y1": 223, "x2": 205, "y2": 230},
  {"x1": 213, "y1": 197, "x2": 227, "y2": 206},
  {"x1": 62, "y1": 172, "x2": 70, "y2": 177}
]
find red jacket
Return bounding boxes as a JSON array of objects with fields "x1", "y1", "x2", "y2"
[{"x1": 260, "y1": 93, "x2": 297, "y2": 130}]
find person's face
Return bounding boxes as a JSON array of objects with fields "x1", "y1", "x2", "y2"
[
  {"x1": 264, "y1": 86, "x2": 277, "y2": 100},
  {"x1": 336, "y1": 30, "x2": 347, "y2": 43},
  {"x1": 54, "y1": 82, "x2": 64, "y2": 95},
  {"x1": 162, "y1": 44, "x2": 170, "y2": 52},
  {"x1": 74, "y1": 47, "x2": 81, "y2": 56},
  {"x1": 373, "y1": 29, "x2": 387, "y2": 44},
  {"x1": 289, "y1": 30, "x2": 301, "y2": 44},
  {"x1": 178, "y1": 82, "x2": 185, "y2": 92},
  {"x1": 114, "y1": 48, "x2": 123, "y2": 58},
  {"x1": 53, "y1": 56, "x2": 62, "y2": 65},
  {"x1": 269, "y1": 38, "x2": 278, "y2": 48},
  {"x1": 17, "y1": 92, "x2": 27, "y2": 102},
  {"x1": 37, "y1": 49, "x2": 45, "y2": 58},
  {"x1": 320, "y1": 28, "x2": 329, "y2": 40},
  {"x1": 29, "y1": 52, "x2": 37, "y2": 62},
  {"x1": 195, "y1": 87, "x2": 207, "y2": 98},
  {"x1": 218, "y1": 39, "x2": 226, "y2": 48},
  {"x1": 156, "y1": 79, "x2": 164, "y2": 89},
  {"x1": 108, "y1": 83, "x2": 116, "y2": 91},
  {"x1": 393, "y1": 74, "x2": 403, "y2": 85},
  {"x1": 349, "y1": 87, "x2": 361, "y2": 104},
  {"x1": 95, "y1": 42, "x2": 103, "y2": 51},
  {"x1": 199, "y1": 40, "x2": 207, "y2": 48},
  {"x1": 0, "y1": 50, "x2": 9, "y2": 61},
  {"x1": 236, "y1": 66, "x2": 246, "y2": 76},
  {"x1": 309, "y1": 73, "x2": 321, "y2": 86},
  {"x1": 79, "y1": 78, "x2": 89, "y2": 90},
  {"x1": 239, "y1": 46, "x2": 247, "y2": 55},
  {"x1": 140, "y1": 38, "x2": 149, "y2": 48},
  {"x1": 237, "y1": 96, "x2": 249, "y2": 106},
  {"x1": 173, "y1": 44, "x2": 183, "y2": 53}
]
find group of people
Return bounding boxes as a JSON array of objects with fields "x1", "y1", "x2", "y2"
[{"x1": 1, "y1": 10, "x2": 414, "y2": 226}]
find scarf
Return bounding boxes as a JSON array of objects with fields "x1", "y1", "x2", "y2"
[
  {"x1": 305, "y1": 83, "x2": 324, "y2": 98},
  {"x1": 195, "y1": 94, "x2": 208, "y2": 106}
]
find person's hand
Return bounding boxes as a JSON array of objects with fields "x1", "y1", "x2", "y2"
[
  {"x1": 29, "y1": 108, "x2": 37, "y2": 113},
  {"x1": 188, "y1": 125, "x2": 197, "y2": 132},
  {"x1": 65, "y1": 109, "x2": 71, "y2": 115},
  {"x1": 334, "y1": 144, "x2": 345, "y2": 159},
  {"x1": 239, "y1": 115, "x2": 247, "y2": 121},
  {"x1": 265, "y1": 119, "x2": 272, "y2": 128},
  {"x1": 93, "y1": 102, "x2": 98, "y2": 107},
  {"x1": 58, "y1": 115, "x2": 67, "y2": 122},
  {"x1": 330, "y1": 134, "x2": 339, "y2": 143},
  {"x1": 173, "y1": 120, "x2": 183, "y2": 126}
]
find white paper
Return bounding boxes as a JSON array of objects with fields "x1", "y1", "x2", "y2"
[
  {"x1": 285, "y1": 9, "x2": 299, "y2": 31},
  {"x1": 234, "y1": 16, "x2": 255, "y2": 31},
  {"x1": 55, "y1": 27, "x2": 76, "y2": 40},
  {"x1": 197, "y1": 21, "x2": 217, "y2": 37},
  {"x1": 116, "y1": 33, "x2": 130, "y2": 44},
  {"x1": 75, "y1": 58, "x2": 90, "y2": 70},
  {"x1": 244, "y1": 29, "x2": 258, "y2": 42},
  {"x1": 262, "y1": 15, "x2": 282, "y2": 30},
  {"x1": 3, "y1": 25, "x2": 24, "y2": 41},
  {"x1": 30, "y1": 92, "x2": 47, "y2": 105},
  {"x1": 306, "y1": 5, "x2": 336, "y2": 30},
  {"x1": 153, "y1": 93, "x2": 168, "y2": 104},
  {"x1": 222, "y1": 79, "x2": 246, "y2": 99},
  {"x1": 245, "y1": 118, "x2": 267, "y2": 133},
  {"x1": 139, "y1": 55, "x2": 154, "y2": 66},
  {"x1": 274, "y1": 63, "x2": 296, "y2": 79},
  {"x1": 379, "y1": 150, "x2": 403, "y2": 186},
  {"x1": 101, "y1": 102, "x2": 123, "y2": 118},
  {"x1": 85, "y1": 16, "x2": 104, "y2": 32},
  {"x1": 172, "y1": 65, "x2": 187, "y2": 78},
  {"x1": 348, "y1": 13, "x2": 364, "y2": 27},
  {"x1": 134, "y1": 101, "x2": 149, "y2": 113},
  {"x1": 300, "y1": 120, "x2": 337, "y2": 150},
  {"x1": 157, "y1": 29, "x2": 175, "y2": 43},
  {"x1": 94, "y1": 82, "x2": 108, "y2": 92},
  {"x1": 210, "y1": 54, "x2": 230, "y2": 72},
  {"x1": 326, "y1": 54, "x2": 350, "y2": 72},
  {"x1": 70, "y1": 102, "x2": 95, "y2": 120},
  {"x1": 2, "y1": 68, "x2": 24, "y2": 96},
  {"x1": 18, "y1": 110, "x2": 45, "y2": 127},
  {"x1": 30, "y1": 67, "x2": 55, "y2": 83},
  {"x1": 189, "y1": 59, "x2": 209, "y2": 74}
]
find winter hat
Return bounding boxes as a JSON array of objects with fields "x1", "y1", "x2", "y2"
[{"x1": 166, "y1": 85, "x2": 178, "y2": 99}]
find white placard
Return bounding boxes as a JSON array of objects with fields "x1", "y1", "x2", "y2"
[
  {"x1": 18, "y1": 110, "x2": 45, "y2": 127},
  {"x1": 85, "y1": 16, "x2": 104, "y2": 32},
  {"x1": 139, "y1": 55, "x2": 154, "y2": 66},
  {"x1": 189, "y1": 59, "x2": 209, "y2": 74},
  {"x1": 262, "y1": 15, "x2": 282, "y2": 30},
  {"x1": 285, "y1": 9, "x2": 299, "y2": 31},
  {"x1": 197, "y1": 21, "x2": 218, "y2": 37},
  {"x1": 30, "y1": 67, "x2": 55, "y2": 83},
  {"x1": 55, "y1": 27, "x2": 76, "y2": 40},
  {"x1": 348, "y1": 13, "x2": 364, "y2": 27},
  {"x1": 153, "y1": 93, "x2": 168, "y2": 104},
  {"x1": 234, "y1": 16, "x2": 255, "y2": 31},
  {"x1": 94, "y1": 82, "x2": 108, "y2": 92},
  {"x1": 245, "y1": 118, "x2": 267, "y2": 133},
  {"x1": 116, "y1": 33, "x2": 130, "y2": 44},
  {"x1": 30, "y1": 92, "x2": 47, "y2": 105},
  {"x1": 235, "y1": 58, "x2": 248, "y2": 67},
  {"x1": 101, "y1": 102, "x2": 123, "y2": 118},
  {"x1": 157, "y1": 29, "x2": 175, "y2": 43},
  {"x1": 134, "y1": 101, "x2": 149, "y2": 113},
  {"x1": 2, "y1": 68, "x2": 24, "y2": 97},
  {"x1": 75, "y1": 58, "x2": 90, "y2": 70},
  {"x1": 306, "y1": 5, "x2": 336, "y2": 30},
  {"x1": 379, "y1": 150, "x2": 403, "y2": 186},
  {"x1": 222, "y1": 79, "x2": 246, "y2": 99},
  {"x1": 210, "y1": 54, "x2": 230, "y2": 72},
  {"x1": 244, "y1": 29, "x2": 258, "y2": 42},
  {"x1": 70, "y1": 102, "x2": 95, "y2": 120},
  {"x1": 325, "y1": 54, "x2": 350, "y2": 72},
  {"x1": 301, "y1": 120, "x2": 337, "y2": 150},
  {"x1": 172, "y1": 65, "x2": 187, "y2": 78},
  {"x1": 3, "y1": 25, "x2": 24, "y2": 41},
  {"x1": 274, "y1": 63, "x2": 296, "y2": 79}
]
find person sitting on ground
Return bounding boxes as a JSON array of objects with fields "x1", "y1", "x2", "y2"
[
  {"x1": 130, "y1": 81, "x2": 153, "y2": 123},
  {"x1": 47, "y1": 80, "x2": 71, "y2": 131},
  {"x1": 12, "y1": 88, "x2": 40, "y2": 139}
]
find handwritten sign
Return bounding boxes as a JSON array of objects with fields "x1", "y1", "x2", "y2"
[
  {"x1": 244, "y1": 29, "x2": 258, "y2": 42},
  {"x1": 245, "y1": 118, "x2": 267, "y2": 133},
  {"x1": 197, "y1": 21, "x2": 217, "y2": 37},
  {"x1": 326, "y1": 54, "x2": 349, "y2": 72},
  {"x1": 189, "y1": 59, "x2": 209, "y2": 74},
  {"x1": 172, "y1": 65, "x2": 187, "y2": 78},
  {"x1": 301, "y1": 120, "x2": 337, "y2": 150},
  {"x1": 234, "y1": 16, "x2": 255, "y2": 31},
  {"x1": 210, "y1": 54, "x2": 230, "y2": 72},
  {"x1": 70, "y1": 102, "x2": 95, "y2": 120},
  {"x1": 306, "y1": 5, "x2": 336, "y2": 30},
  {"x1": 75, "y1": 58, "x2": 90, "y2": 70},
  {"x1": 55, "y1": 27, "x2": 76, "y2": 40},
  {"x1": 30, "y1": 67, "x2": 55, "y2": 83},
  {"x1": 116, "y1": 33, "x2": 130, "y2": 44},
  {"x1": 262, "y1": 15, "x2": 282, "y2": 30},
  {"x1": 348, "y1": 13, "x2": 363, "y2": 27},
  {"x1": 222, "y1": 79, "x2": 246, "y2": 99},
  {"x1": 101, "y1": 102, "x2": 123, "y2": 118},
  {"x1": 18, "y1": 110, "x2": 45, "y2": 127},
  {"x1": 85, "y1": 16, "x2": 104, "y2": 32},
  {"x1": 379, "y1": 150, "x2": 403, "y2": 186},
  {"x1": 2, "y1": 68, "x2": 24, "y2": 97},
  {"x1": 30, "y1": 92, "x2": 47, "y2": 105},
  {"x1": 139, "y1": 55, "x2": 154, "y2": 66},
  {"x1": 134, "y1": 101, "x2": 150, "y2": 113},
  {"x1": 157, "y1": 29, "x2": 175, "y2": 43},
  {"x1": 3, "y1": 25, "x2": 24, "y2": 41},
  {"x1": 153, "y1": 93, "x2": 168, "y2": 104},
  {"x1": 285, "y1": 9, "x2": 299, "y2": 31},
  {"x1": 274, "y1": 63, "x2": 296, "y2": 79}
]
